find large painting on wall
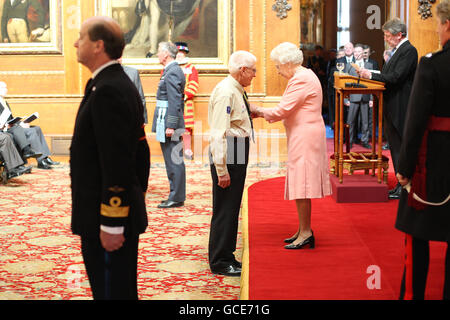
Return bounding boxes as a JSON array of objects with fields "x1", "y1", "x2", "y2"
[
  {"x1": 300, "y1": 0, "x2": 323, "y2": 51},
  {"x1": 97, "y1": 0, "x2": 232, "y2": 71},
  {"x1": 0, "y1": 0, "x2": 62, "y2": 54}
]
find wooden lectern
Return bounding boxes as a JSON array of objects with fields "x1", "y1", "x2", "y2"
[{"x1": 331, "y1": 73, "x2": 388, "y2": 183}]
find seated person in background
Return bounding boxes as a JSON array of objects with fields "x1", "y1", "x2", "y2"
[
  {"x1": 21, "y1": 122, "x2": 59, "y2": 169},
  {"x1": 0, "y1": 81, "x2": 58, "y2": 169},
  {"x1": 0, "y1": 132, "x2": 32, "y2": 180}
]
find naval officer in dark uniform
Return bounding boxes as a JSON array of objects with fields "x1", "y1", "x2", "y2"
[
  {"x1": 395, "y1": 1, "x2": 450, "y2": 300},
  {"x1": 71, "y1": 16, "x2": 150, "y2": 300},
  {"x1": 152, "y1": 41, "x2": 186, "y2": 208}
]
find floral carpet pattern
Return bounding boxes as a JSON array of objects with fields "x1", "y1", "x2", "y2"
[{"x1": 0, "y1": 161, "x2": 285, "y2": 300}]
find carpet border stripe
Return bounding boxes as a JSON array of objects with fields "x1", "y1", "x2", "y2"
[{"x1": 239, "y1": 184, "x2": 251, "y2": 300}]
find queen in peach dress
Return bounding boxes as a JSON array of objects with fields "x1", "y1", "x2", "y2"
[{"x1": 253, "y1": 42, "x2": 332, "y2": 249}]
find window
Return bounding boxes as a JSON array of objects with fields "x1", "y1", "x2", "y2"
[{"x1": 337, "y1": 0, "x2": 350, "y2": 47}]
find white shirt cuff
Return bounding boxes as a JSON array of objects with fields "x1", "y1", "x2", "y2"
[{"x1": 100, "y1": 225, "x2": 124, "y2": 235}]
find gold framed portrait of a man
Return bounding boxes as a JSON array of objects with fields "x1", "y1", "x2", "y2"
[
  {"x1": 0, "y1": 0, "x2": 62, "y2": 54},
  {"x1": 97, "y1": 0, "x2": 232, "y2": 72}
]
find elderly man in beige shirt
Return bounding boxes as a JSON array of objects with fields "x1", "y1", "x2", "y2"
[{"x1": 208, "y1": 50, "x2": 256, "y2": 277}]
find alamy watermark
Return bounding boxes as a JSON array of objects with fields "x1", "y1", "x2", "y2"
[{"x1": 366, "y1": 265, "x2": 381, "y2": 290}]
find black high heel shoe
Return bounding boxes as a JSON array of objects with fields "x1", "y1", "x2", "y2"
[
  {"x1": 284, "y1": 234, "x2": 299, "y2": 244},
  {"x1": 284, "y1": 232, "x2": 315, "y2": 250}
]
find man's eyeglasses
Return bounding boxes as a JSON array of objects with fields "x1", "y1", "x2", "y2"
[{"x1": 242, "y1": 66, "x2": 257, "y2": 74}]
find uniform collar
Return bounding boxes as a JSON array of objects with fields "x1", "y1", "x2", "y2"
[
  {"x1": 164, "y1": 60, "x2": 178, "y2": 69},
  {"x1": 227, "y1": 75, "x2": 244, "y2": 95},
  {"x1": 92, "y1": 60, "x2": 119, "y2": 79}
]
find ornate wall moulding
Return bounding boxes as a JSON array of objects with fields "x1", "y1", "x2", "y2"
[
  {"x1": 272, "y1": 0, "x2": 292, "y2": 19},
  {"x1": 418, "y1": 0, "x2": 436, "y2": 20}
]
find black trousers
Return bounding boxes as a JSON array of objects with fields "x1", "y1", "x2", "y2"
[
  {"x1": 209, "y1": 137, "x2": 249, "y2": 270},
  {"x1": 399, "y1": 234, "x2": 450, "y2": 300},
  {"x1": 81, "y1": 235, "x2": 140, "y2": 300}
]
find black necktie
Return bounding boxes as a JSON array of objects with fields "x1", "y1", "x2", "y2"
[
  {"x1": 243, "y1": 91, "x2": 254, "y2": 142},
  {"x1": 84, "y1": 78, "x2": 93, "y2": 94},
  {"x1": 79, "y1": 79, "x2": 94, "y2": 107}
]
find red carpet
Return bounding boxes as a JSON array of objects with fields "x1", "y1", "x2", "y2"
[{"x1": 243, "y1": 175, "x2": 447, "y2": 300}]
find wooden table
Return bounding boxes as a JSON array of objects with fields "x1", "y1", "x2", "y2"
[{"x1": 332, "y1": 73, "x2": 387, "y2": 183}]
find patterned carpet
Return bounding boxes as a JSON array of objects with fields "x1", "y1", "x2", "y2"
[{"x1": 0, "y1": 160, "x2": 285, "y2": 300}]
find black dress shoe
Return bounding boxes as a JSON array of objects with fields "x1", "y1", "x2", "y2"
[
  {"x1": 37, "y1": 161, "x2": 52, "y2": 169},
  {"x1": 388, "y1": 187, "x2": 402, "y2": 200},
  {"x1": 6, "y1": 165, "x2": 29, "y2": 179},
  {"x1": 6, "y1": 169, "x2": 20, "y2": 180},
  {"x1": 157, "y1": 200, "x2": 184, "y2": 208},
  {"x1": 44, "y1": 157, "x2": 60, "y2": 165},
  {"x1": 232, "y1": 260, "x2": 242, "y2": 269},
  {"x1": 211, "y1": 264, "x2": 241, "y2": 277},
  {"x1": 361, "y1": 142, "x2": 372, "y2": 149},
  {"x1": 285, "y1": 232, "x2": 315, "y2": 250},
  {"x1": 17, "y1": 165, "x2": 32, "y2": 174},
  {"x1": 22, "y1": 146, "x2": 42, "y2": 160},
  {"x1": 389, "y1": 184, "x2": 401, "y2": 195}
]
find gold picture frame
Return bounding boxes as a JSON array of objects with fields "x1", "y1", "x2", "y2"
[
  {"x1": 0, "y1": 0, "x2": 62, "y2": 55},
  {"x1": 97, "y1": 0, "x2": 232, "y2": 72}
]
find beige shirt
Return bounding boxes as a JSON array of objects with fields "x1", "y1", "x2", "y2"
[{"x1": 208, "y1": 75, "x2": 252, "y2": 176}]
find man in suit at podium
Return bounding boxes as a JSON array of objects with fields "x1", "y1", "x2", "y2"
[{"x1": 359, "y1": 18, "x2": 418, "y2": 199}]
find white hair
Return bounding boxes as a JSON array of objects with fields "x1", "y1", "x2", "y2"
[
  {"x1": 270, "y1": 42, "x2": 303, "y2": 65},
  {"x1": 228, "y1": 50, "x2": 257, "y2": 74},
  {"x1": 158, "y1": 41, "x2": 178, "y2": 58}
]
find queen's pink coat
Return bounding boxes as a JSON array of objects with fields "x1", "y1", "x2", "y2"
[{"x1": 260, "y1": 67, "x2": 332, "y2": 200}]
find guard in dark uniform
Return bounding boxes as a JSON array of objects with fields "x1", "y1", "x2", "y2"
[{"x1": 395, "y1": 2, "x2": 450, "y2": 300}]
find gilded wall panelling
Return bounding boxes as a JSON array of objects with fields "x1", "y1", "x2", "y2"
[{"x1": 408, "y1": 0, "x2": 441, "y2": 59}]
